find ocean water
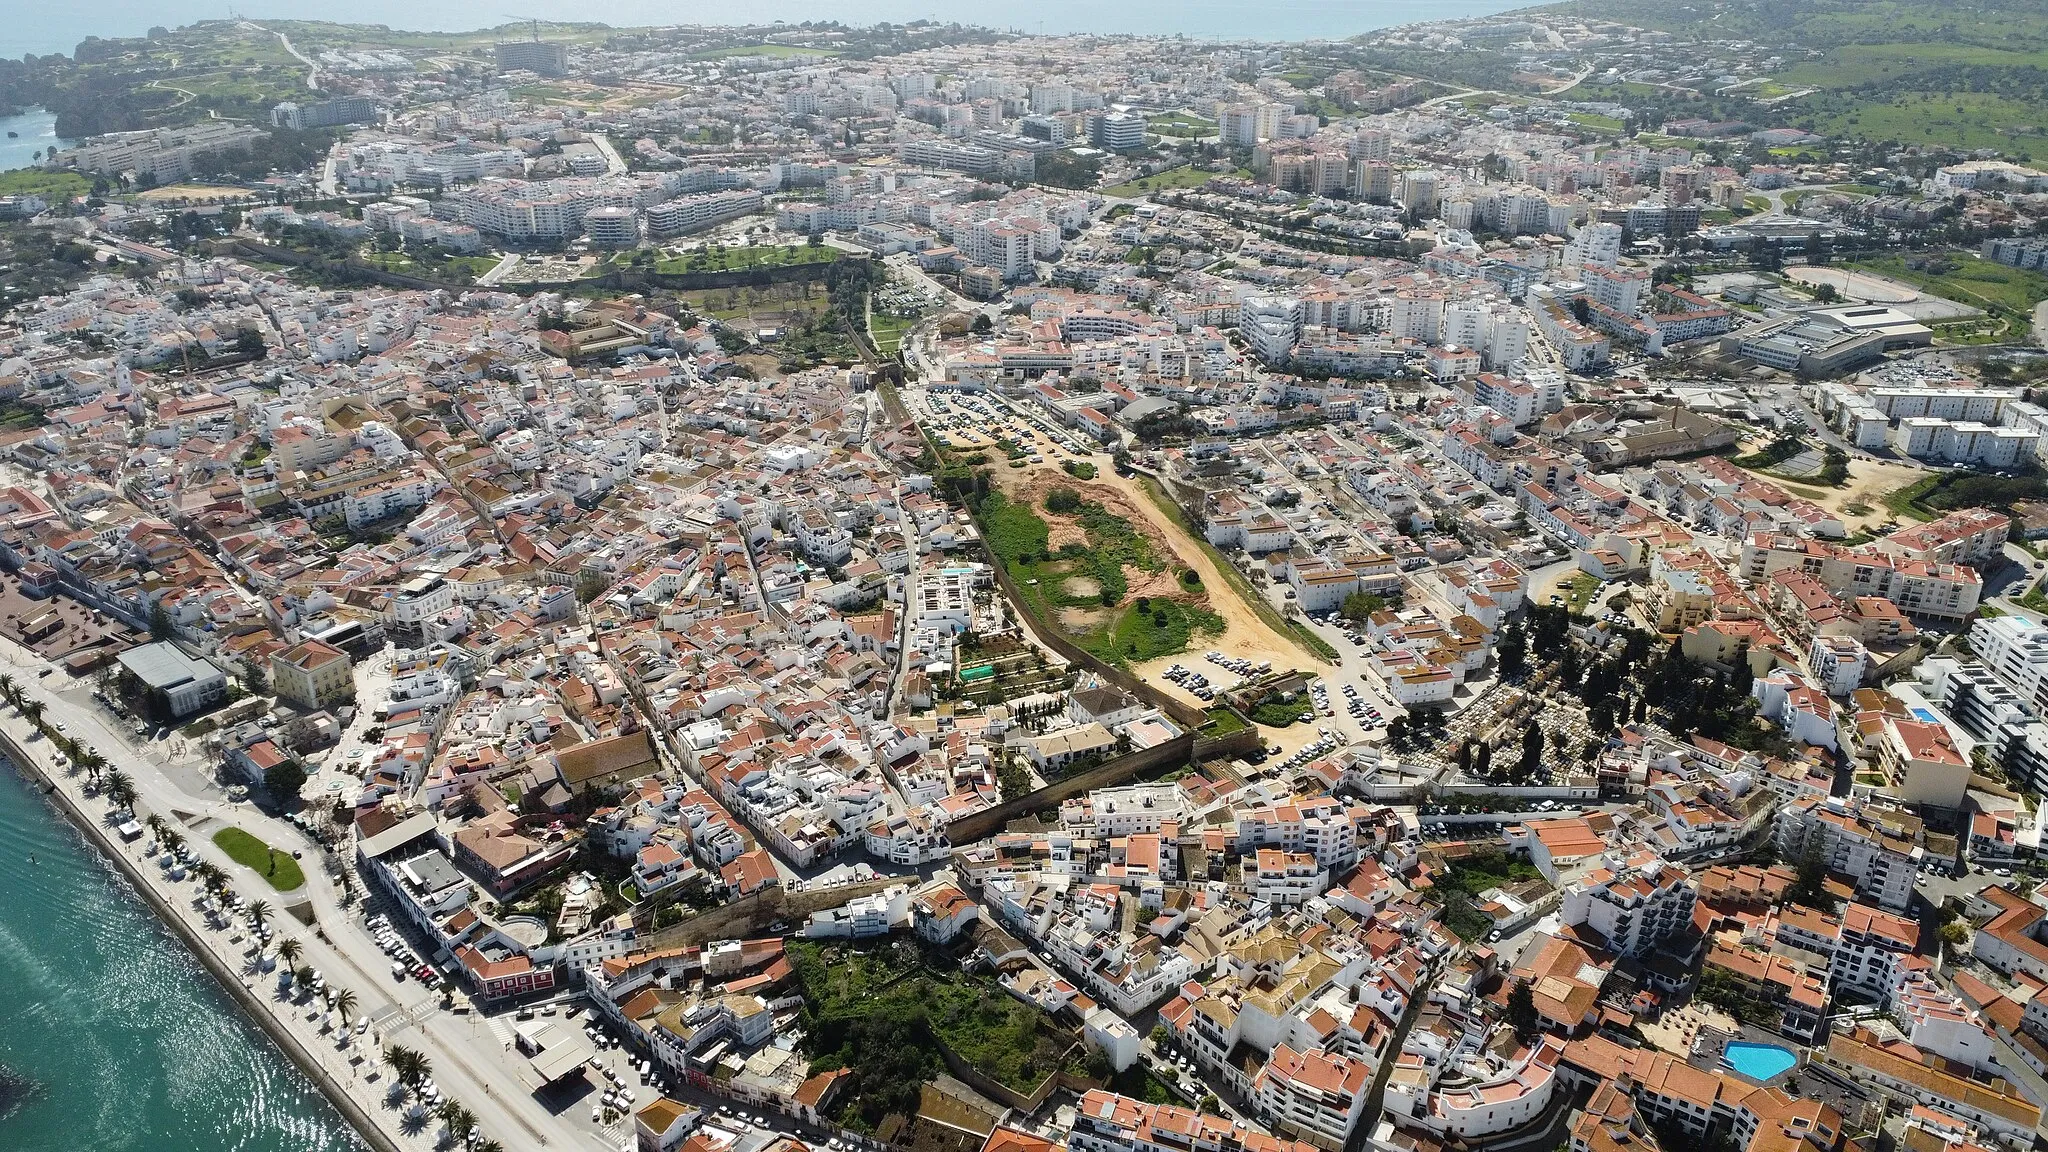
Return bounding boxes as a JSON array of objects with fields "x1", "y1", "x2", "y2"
[
  {"x1": 0, "y1": 110, "x2": 69, "y2": 172},
  {"x1": 0, "y1": 0, "x2": 1531, "y2": 61},
  {"x1": 0, "y1": 763, "x2": 365, "y2": 1152}
]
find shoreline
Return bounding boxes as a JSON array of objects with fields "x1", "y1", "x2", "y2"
[{"x1": 0, "y1": 725, "x2": 403, "y2": 1152}]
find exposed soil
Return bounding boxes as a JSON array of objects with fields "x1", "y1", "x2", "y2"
[{"x1": 992, "y1": 462, "x2": 1324, "y2": 689}]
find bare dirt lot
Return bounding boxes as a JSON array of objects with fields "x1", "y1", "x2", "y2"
[{"x1": 1730, "y1": 440, "x2": 1928, "y2": 534}]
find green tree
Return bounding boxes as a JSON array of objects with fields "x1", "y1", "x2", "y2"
[
  {"x1": 150, "y1": 601, "x2": 173, "y2": 641},
  {"x1": 264, "y1": 759, "x2": 309, "y2": 802},
  {"x1": 1339, "y1": 591, "x2": 1387, "y2": 621},
  {"x1": 1507, "y1": 979, "x2": 1540, "y2": 1043}
]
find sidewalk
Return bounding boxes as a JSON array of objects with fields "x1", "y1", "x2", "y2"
[{"x1": 0, "y1": 698, "x2": 535, "y2": 1152}]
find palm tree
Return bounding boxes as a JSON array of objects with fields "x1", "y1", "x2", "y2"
[
  {"x1": 77, "y1": 749, "x2": 107, "y2": 782},
  {"x1": 334, "y1": 987, "x2": 358, "y2": 1025},
  {"x1": 384, "y1": 1044, "x2": 429, "y2": 1093},
  {"x1": 439, "y1": 1101, "x2": 475, "y2": 1140},
  {"x1": 145, "y1": 814, "x2": 167, "y2": 841},
  {"x1": 0, "y1": 672, "x2": 17, "y2": 706},
  {"x1": 247, "y1": 899, "x2": 272, "y2": 932},
  {"x1": 162, "y1": 829, "x2": 185, "y2": 854},
  {"x1": 276, "y1": 938, "x2": 302, "y2": 968},
  {"x1": 104, "y1": 770, "x2": 137, "y2": 812},
  {"x1": 472, "y1": 1140, "x2": 504, "y2": 1152},
  {"x1": 19, "y1": 699, "x2": 44, "y2": 730}
]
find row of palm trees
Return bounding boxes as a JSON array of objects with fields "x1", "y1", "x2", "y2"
[
  {"x1": 6, "y1": 675, "x2": 504, "y2": 1152},
  {"x1": 380, "y1": 1044, "x2": 503, "y2": 1152},
  {"x1": 0, "y1": 674, "x2": 135, "y2": 810}
]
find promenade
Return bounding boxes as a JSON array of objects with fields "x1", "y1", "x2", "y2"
[{"x1": 0, "y1": 651, "x2": 621, "y2": 1152}]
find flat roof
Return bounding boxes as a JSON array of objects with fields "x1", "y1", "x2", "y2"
[{"x1": 116, "y1": 641, "x2": 222, "y2": 691}]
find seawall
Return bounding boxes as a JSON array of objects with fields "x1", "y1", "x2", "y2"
[{"x1": 0, "y1": 728, "x2": 401, "y2": 1152}]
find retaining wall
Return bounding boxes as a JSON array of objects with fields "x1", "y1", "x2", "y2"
[{"x1": 0, "y1": 728, "x2": 403, "y2": 1152}]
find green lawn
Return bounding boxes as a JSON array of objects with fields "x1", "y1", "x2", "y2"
[
  {"x1": 976, "y1": 490, "x2": 1223, "y2": 666},
  {"x1": 690, "y1": 43, "x2": 840, "y2": 60},
  {"x1": 1201, "y1": 707, "x2": 1250, "y2": 737},
  {"x1": 1100, "y1": 166, "x2": 1251, "y2": 197},
  {"x1": 212, "y1": 828, "x2": 305, "y2": 892},
  {"x1": 655, "y1": 244, "x2": 834, "y2": 275},
  {"x1": 0, "y1": 169, "x2": 91, "y2": 201},
  {"x1": 1562, "y1": 572, "x2": 1602, "y2": 615},
  {"x1": 1146, "y1": 112, "x2": 1217, "y2": 139},
  {"x1": 869, "y1": 311, "x2": 918, "y2": 356},
  {"x1": 1848, "y1": 253, "x2": 2048, "y2": 320},
  {"x1": 1568, "y1": 112, "x2": 1625, "y2": 132}
]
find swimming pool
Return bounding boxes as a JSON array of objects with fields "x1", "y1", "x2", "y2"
[{"x1": 1723, "y1": 1041, "x2": 1798, "y2": 1081}]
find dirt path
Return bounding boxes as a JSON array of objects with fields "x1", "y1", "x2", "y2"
[{"x1": 988, "y1": 458, "x2": 1316, "y2": 690}]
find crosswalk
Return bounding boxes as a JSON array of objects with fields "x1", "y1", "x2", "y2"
[{"x1": 484, "y1": 1014, "x2": 516, "y2": 1049}]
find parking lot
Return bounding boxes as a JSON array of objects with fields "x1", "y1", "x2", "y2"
[{"x1": 902, "y1": 386, "x2": 1100, "y2": 462}]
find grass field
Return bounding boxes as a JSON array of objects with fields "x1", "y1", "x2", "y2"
[
  {"x1": 1135, "y1": 478, "x2": 1338, "y2": 663},
  {"x1": 977, "y1": 489, "x2": 1224, "y2": 666},
  {"x1": 1803, "y1": 91, "x2": 2048, "y2": 152},
  {"x1": 212, "y1": 828, "x2": 306, "y2": 892},
  {"x1": 1146, "y1": 112, "x2": 1217, "y2": 138},
  {"x1": 1100, "y1": 165, "x2": 1252, "y2": 197},
  {"x1": 1847, "y1": 252, "x2": 2048, "y2": 319},
  {"x1": 0, "y1": 170, "x2": 91, "y2": 201},
  {"x1": 681, "y1": 281, "x2": 830, "y2": 325},
  {"x1": 869, "y1": 311, "x2": 917, "y2": 356},
  {"x1": 654, "y1": 244, "x2": 834, "y2": 275},
  {"x1": 1568, "y1": 111, "x2": 1625, "y2": 132},
  {"x1": 689, "y1": 44, "x2": 841, "y2": 60}
]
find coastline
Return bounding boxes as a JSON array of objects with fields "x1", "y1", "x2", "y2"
[{"x1": 0, "y1": 725, "x2": 402, "y2": 1152}]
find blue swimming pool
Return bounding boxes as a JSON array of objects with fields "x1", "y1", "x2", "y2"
[{"x1": 1723, "y1": 1041, "x2": 1798, "y2": 1081}]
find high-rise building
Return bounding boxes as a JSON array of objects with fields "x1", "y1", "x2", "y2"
[
  {"x1": 495, "y1": 39, "x2": 567, "y2": 76},
  {"x1": 1091, "y1": 112, "x2": 1146, "y2": 152},
  {"x1": 270, "y1": 96, "x2": 379, "y2": 131}
]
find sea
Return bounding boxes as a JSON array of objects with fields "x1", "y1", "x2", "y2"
[
  {"x1": 0, "y1": 0, "x2": 1531, "y2": 60},
  {"x1": 0, "y1": 762, "x2": 365, "y2": 1152},
  {"x1": 0, "y1": 110, "x2": 68, "y2": 172}
]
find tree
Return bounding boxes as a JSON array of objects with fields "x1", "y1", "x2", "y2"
[
  {"x1": 104, "y1": 770, "x2": 137, "y2": 812},
  {"x1": 264, "y1": 759, "x2": 309, "y2": 803},
  {"x1": 1507, "y1": 979, "x2": 1540, "y2": 1043},
  {"x1": 1044, "y1": 486, "x2": 1083, "y2": 514},
  {"x1": 1518, "y1": 722, "x2": 1545, "y2": 781},
  {"x1": 1340, "y1": 591, "x2": 1387, "y2": 621},
  {"x1": 150, "y1": 601, "x2": 173, "y2": 641},
  {"x1": 1497, "y1": 626, "x2": 1527, "y2": 677},
  {"x1": 439, "y1": 1100, "x2": 475, "y2": 1141},
  {"x1": 277, "y1": 938, "x2": 303, "y2": 968},
  {"x1": 1939, "y1": 920, "x2": 1970, "y2": 949},
  {"x1": 0, "y1": 673, "x2": 16, "y2": 707},
  {"x1": 1474, "y1": 742, "x2": 1492, "y2": 777},
  {"x1": 247, "y1": 899, "x2": 272, "y2": 932},
  {"x1": 970, "y1": 313, "x2": 993, "y2": 335},
  {"x1": 1787, "y1": 834, "x2": 1832, "y2": 910},
  {"x1": 19, "y1": 699, "x2": 45, "y2": 730}
]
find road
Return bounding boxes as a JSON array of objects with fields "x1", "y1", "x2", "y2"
[
  {"x1": 248, "y1": 23, "x2": 321, "y2": 91},
  {"x1": 590, "y1": 133, "x2": 628, "y2": 177},
  {"x1": 0, "y1": 638, "x2": 614, "y2": 1152},
  {"x1": 474, "y1": 251, "x2": 525, "y2": 287}
]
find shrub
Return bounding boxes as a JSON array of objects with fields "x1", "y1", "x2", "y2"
[{"x1": 1045, "y1": 486, "x2": 1083, "y2": 514}]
